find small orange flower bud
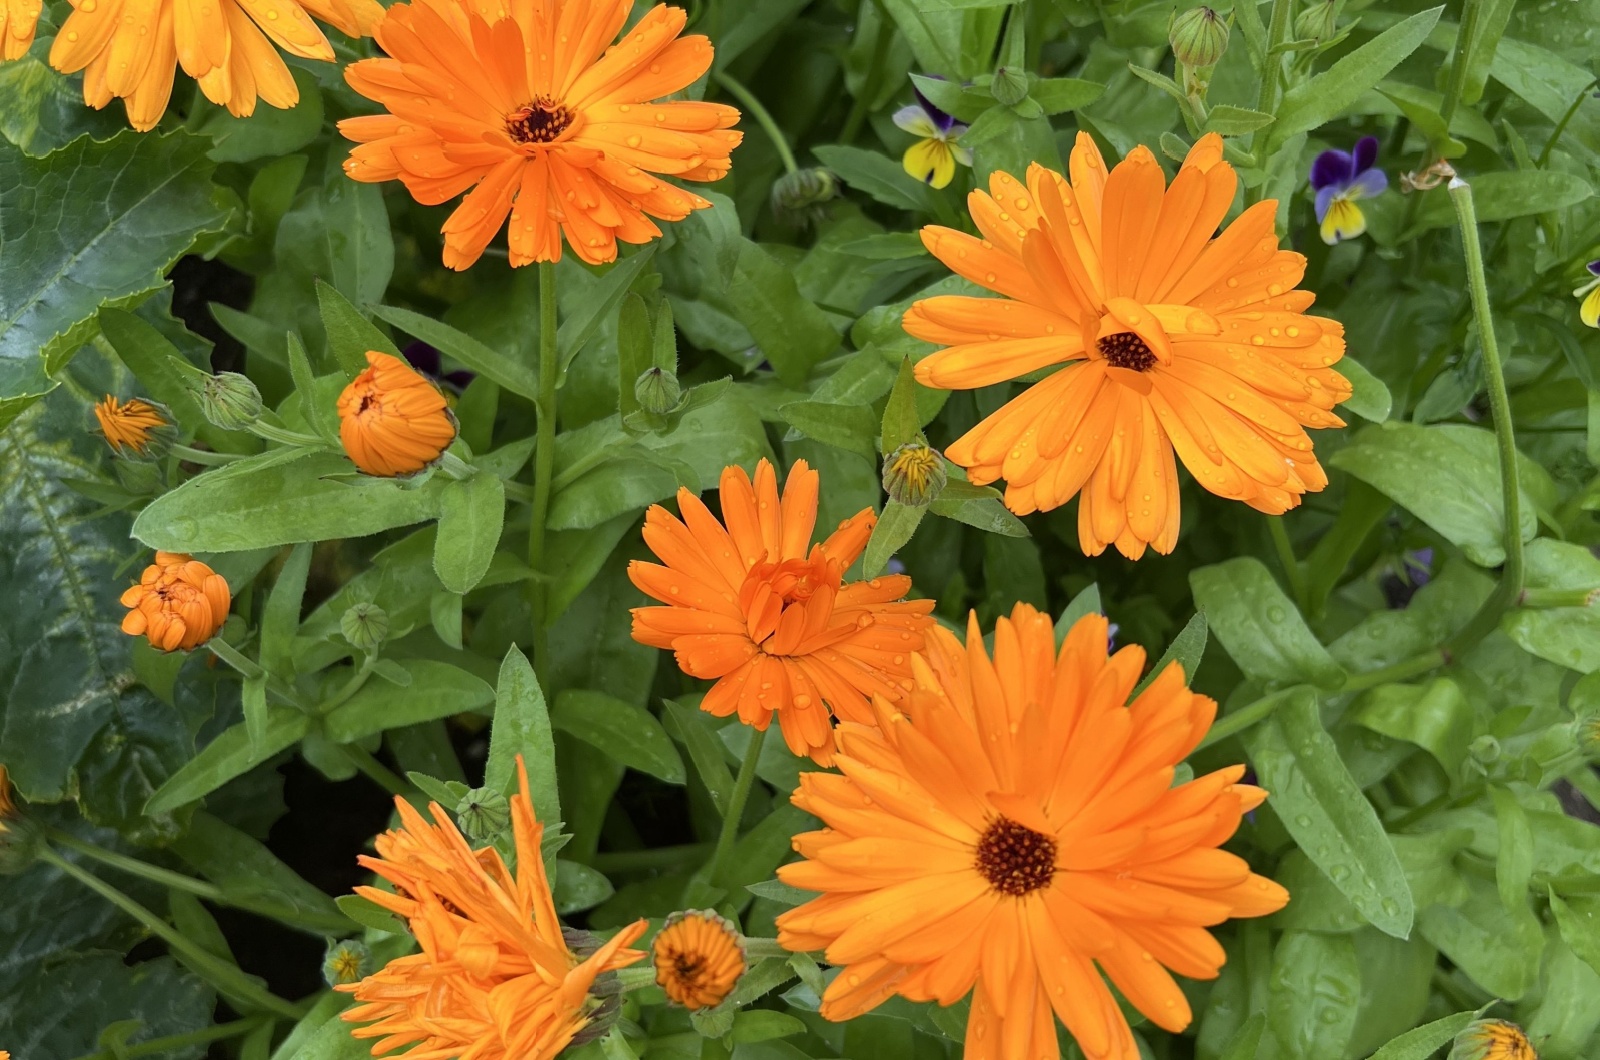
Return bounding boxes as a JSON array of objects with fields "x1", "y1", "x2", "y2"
[
  {"x1": 93, "y1": 396, "x2": 171, "y2": 458},
  {"x1": 653, "y1": 910, "x2": 746, "y2": 1010},
  {"x1": 336, "y1": 352, "x2": 458, "y2": 478},
  {"x1": 119, "y1": 552, "x2": 231, "y2": 653}
]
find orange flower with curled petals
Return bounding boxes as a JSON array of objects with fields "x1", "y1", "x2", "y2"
[
  {"x1": 94, "y1": 396, "x2": 169, "y2": 457},
  {"x1": 336, "y1": 351, "x2": 458, "y2": 477},
  {"x1": 906, "y1": 132, "x2": 1350, "y2": 559},
  {"x1": 120, "y1": 552, "x2": 231, "y2": 652},
  {"x1": 340, "y1": 757, "x2": 647, "y2": 1060},
  {"x1": 776, "y1": 605, "x2": 1288, "y2": 1060},
  {"x1": 653, "y1": 910, "x2": 745, "y2": 1010},
  {"x1": 339, "y1": 0, "x2": 741, "y2": 269},
  {"x1": 629, "y1": 459, "x2": 937, "y2": 765}
]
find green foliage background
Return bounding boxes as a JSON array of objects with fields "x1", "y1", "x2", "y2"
[{"x1": 4, "y1": 0, "x2": 1600, "y2": 1057}]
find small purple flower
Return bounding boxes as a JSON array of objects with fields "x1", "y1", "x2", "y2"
[
  {"x1": 1403, "y1": 548, "x2": 1433, "y2": 587},
  {"x1": 1106, "y1": 622, "x2": 1120, "y2": 653},
  {"x1": 1309, "y1": 136, "x2": 1387, "y2": 245},
  {"x1": 886, "y1": 557, "x2": 907, "y2": 576},
  {"x1": 403, "y1": 340, "x2": 474, "y2": 393},
  {"x1": 893, "y1": 81, "x2": 971, "y2": 190}
]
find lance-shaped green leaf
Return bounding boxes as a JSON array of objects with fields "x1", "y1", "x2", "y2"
[
  {"x1": 556, "y1": 245, "x2": 657, "y2": 377},
  {"x1": 1190, "y1": 558, "x2": 1345, "y2": 689},
  {"x1": 323, "y1": 660, "x2": 494, "y2": 743},
  {"x1": 1135, "y1": 611, "x2": 1208, "y2": 695},
  {"x1": 317, "y1": 279, "x2": 399, "y2": 377},
  {"x1": 371, "y1": 304, "x2": 540, "y2": 400},
  {"x1": 145, "y1": 707, "x2": 312, "y2": 816},
  {"x1": 433, "y1": 471, "x2": 505, "y2": 594},
  {"x1": 485, "y1": 646, "x2": 561, "y2": 825},
  {"x1": 880, "y1": 357, "x2": 920, "y2": 453},
  {"x1": 863, "y1": 500, "x2": 925, "y2": 578},
  {"x1": 552, "y1": 690, "x2": 686, "y2": 784}
]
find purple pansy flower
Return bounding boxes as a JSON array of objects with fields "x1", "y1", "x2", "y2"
[
  {"x1": 403, "y1": 340, "x2": 475, "y2": 393},
  {"x1": 1309, "y1": 135, "x2": 1387, "y2": 245},
  {"x1": 892, "y1": 82, "x2": 971, "y2": 190}
]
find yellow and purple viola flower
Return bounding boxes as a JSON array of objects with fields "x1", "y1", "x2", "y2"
[
  {"x1": 1310, "y1": 135, "x2": 1387, "y2": 245},
  {"x1": 1576, "y1": 260, "x2": 1600, "y2": 328},
  {"x1": 893, "y1": 86, "x2": 971, "y2": 190}
]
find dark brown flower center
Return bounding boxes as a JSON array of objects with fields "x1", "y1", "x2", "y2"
[
  {"x1": 1097, "y1": 331, "x2": 1157, "y2": 372},
  {"x1": 672, "y1": 954, "x2": 705, "y2": 983},
  {"x1": 975, "y1": 816, "x2": 1057, "y2": 897},
  {"x1": 507, "y1": 96, "x2": 573, "y2": 144}
]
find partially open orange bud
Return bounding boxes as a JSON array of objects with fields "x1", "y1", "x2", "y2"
[
  {"x1": 120, "y1": 552, "x2": 231, "y2": 653},
  {"x1": 336, "y1": 351, "x2": 458, "y2": 478},
  {"x1": 93, "y1": 395, "x2": 171, "y2": 458}
]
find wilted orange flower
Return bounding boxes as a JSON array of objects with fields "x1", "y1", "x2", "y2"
[
  {"x1": 43, "y1": 0, "x2": 378, "y2": 132},
  {"x1": 94, "y1": 396, "x2": 169, "y2": 457},
  {"x1": 776, "y1": 605, "x2": 1288, "y2": 1060},
  {"x1": 120, "y1": 552, "x2": 231, "y2": 652},
  {"x1": 336, "y1": 351, "x2": 458, "y2": 477},
  {"x1": 906, "y1": 132, "x2": 1350, "y2": 559},
  {"x1": 653, "y1": 910, "x2": 745, "y2": 1010},
  {"x1": 339, "y1": 0, "x2": 741, "y2": 269},
  {"x1": 341, "y1": 758, "x2": 647, "y2": 1060},
  {"x1": 629, "y1": 459, "x2": 937, "y2": 764},
  {"x1": 1449, "y1": 1019, "x2": 1537, "y2": 1060},
  {"x1": 0, "y1": 0, "x2": 39, "y2": 61}
]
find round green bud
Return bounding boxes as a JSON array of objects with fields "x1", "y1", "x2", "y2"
[
  {"x1": 1295, "y1": 0, "x2": 1338, "y2": 42},
  {"x1": 341, "y1": 602, "x2": 390, "y2": 653},
  {"x1": 1170, "y1": 6, "x2": 1229, "y2": 69},
  {"x1": 322, "y1": 938, "x2": 370, "y2": 987},
  {"x1": 200, "y1": 372, "x2": 263, "y2": 431},
  {"x1": 991, "y1": 66, "x2": 1031, "y2": 107},
  {"x1": 769, "y1": 167, "x2": 841, "y2": 218},
  {"x1": 454, "y1": 787, "x2": 511, "y2": 844},
  {"x1": 1468, "y1": 734, "x2": 1501, "y2": 765},
  {"x1": 635, "y1": 367, "x2": 683, "y2": 415},
  {"x1": 882, "y1": 440, "x2": 948, "y2": 507}
]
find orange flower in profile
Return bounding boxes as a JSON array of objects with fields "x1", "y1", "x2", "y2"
[
  {"x1": 339, "y1": 0, "x2": 741, "y2": 269},
  {"x1": 653, "y1": 910, "x2": 745, "y2": 1010},
  {"x1": 94, "y1": 396, "x2": 169, "y2": 457},
  {"x1": 905, "y1": 132, "x2": 1350, "y2": 559},
  {"x1": 120, "y1": 552, "x2": 231, "y2": 652},
  {"x1": 629, "y1": 459, "x2": 937, "y2": 764},
  {"x1": 1449, "y1": 1019, "x2": 1537, "y2": 1060},
  {"x1": 0, "y1": 0, "x2": 40, "y2": 61},
  {"x1": 341, "y1": 758, "x2": 647, "y2": 1060},
  {"x1": 43, "y1": 0, "x2": 378, "y2": 132},
  {"x1": 776, "y1": 605, "x2": 1288, "y2": 1060},
  {"x1": 336, "y1": 351, "x2": 458, "y2": 477}
]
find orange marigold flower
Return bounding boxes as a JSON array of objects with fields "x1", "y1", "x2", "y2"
[
  {"x1": 1449, "y1": 1019, "x2": 1538, "y2": 1060},
  {"x1": 336, "y1": 351, "x2": 458, "y2": 477},
  {"x1": 628, "y1": 458, "x2": 937, "y2": 765},
  {"x1": 341, "y1": 757, "x2": 647, "y2": 1060},
  {"x1": 339, "y1": 0, "x2": 742, "y2": 269},
  {"x1": 43, "y1": 0, "x2": 379, "y2": 132},
  {"x1": 776, "y1": 605, "x2": 1288, "y2": 1060},
  {"x1": 120, "y1": 552, "x2": 231, "y2": 652},
  {"x1": 905, "y1": 132, "x2": 1350, "y2": 559},
  {"x1": 652, "y1": 910, "x2": 745, "y2": 1010},
  {"x1": 93, "y1": 396, "x2": 169, "y2": 457}
]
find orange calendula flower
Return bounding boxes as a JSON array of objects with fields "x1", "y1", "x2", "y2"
[
  {"x1": 340, "y1": 758, "x2": 647, "y2": 1060},
  {"x1": 653, "y1": 910, "x2": 745, "y2": 1010},
  {"x1": 44, "y1": 0, "x2": 379, "y2": 132},
  {"x1": 339, "y1": 0, "x2": 742, "y2": 269},
  {"x1": 776, "y1": 605, "x2": 1288, "y2": 1060},
  {"x1": 336, "y1": 351, "x2": 458, "y2": 477},
  {"x1": 906, "y1": 132, "x2": 1350, "y2": 559},
  {"x1": 94, "y1": 396, "x2": 169, "y2": 457},
  {"x1": 120, "y1": 552, "x2": 231, "y2": 652},
  {"x1": 629, "y1": 458, "x2": 937, "y2": 765}
]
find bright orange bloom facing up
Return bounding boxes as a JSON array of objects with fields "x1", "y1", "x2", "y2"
[
  {"x1": 41, "y1": 0, "x2": 379, "y2": 132},
  {"x1": 652, "y1": 909, "x2": 745, "y2": 1010},
  {"x1": 776, "y1": 605, "x2": 1288, "y2": 1060},
  {"x1": 340, "y1": 0, "x2": 742, "y2": 269},
  {"x1": 94, "y1": 396, "x2": 169, "y2": 457},
  {"x1": 120, "y1": 552, "x2": 231, "y2": 652},
  {"x1": 336, "y1": 351, "x2": 458, "y2": 477},
  {"x1": 906, "y1": 132, "x2": 1351, "y2": 559},
  {"x1": 629, "y1": 459, "x2": 937, "y2": 765},
  {"x1": 341, "y1": 758, "x2": 647, "y2": 1060}
]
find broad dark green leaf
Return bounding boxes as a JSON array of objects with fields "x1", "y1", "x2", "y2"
[
  {"x1": 552, "y1": 690, "x2": 686, "y2": 784},
  {"x1": 323, "y1": 660, "x2": 493, "y2": 743},
  {"x1": 485, "y1": 646, "x2": 561, "y2": 826},
  {"x1": 552, "y1": 860, "x2": 614, "y2": 914},
  {"x1": 199, "y1": 68, "x2": 323, "y2": 164},
  {"x1": 0, "y1": 953, "x2": 213, "y2": 1060},
  {"x1": 1268, "y1": 932, "x2": 1360, "y2": 1060},
  {"x1": 780, "y1": 400, "x2": 878, "y2": 458},
  {"x1": 1349, "y1": 678, "x2": 1474, "y2": 780},
  {"x1": 1190, "y1": 558, "x2": 1345, "y2": 689},
  {"x1": 433, "y1": 472, "x2": 505, "y2": 594}
]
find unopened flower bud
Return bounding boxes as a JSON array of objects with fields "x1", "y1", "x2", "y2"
[
  {"x1": 1578, "y1": 716, "x2": 1600, "y2": 762},
  {"x1": 1448, "y1": 1018, "x2": 1536, "y2": 1060},
  {"x1": 635, "y1": 367, "x2": 683, "y2": 415},
  {"x1": 564, "y1": 926, "x2": 626, "y2": 1044},
  {"x1": 770, "y1": 167, "x2": 841, "y2": 227},
  {"x1": 1295, "y1": 0, "x2": 1338, "y2": 42},
  {"x1": 0, "y1": 767, "x2": 42, "y2": 876},
  {"x1": 991, "y1": 66, "x2": 1030, "y2": 107},
  {"x1": 1469, "y1": 734, "x2": 1501, "y2": 765},
  {"x1": 454, "y1": 787, "x2": 510, "y2": 843},
  {"x1": 1170, "y1": 6, "x2": 1229, "y2": 69},
  {"x1": 323, "y1": 938, "x2": 370, "y2": 987},
  {"x1": 199, "y1": 372, "x2": 263, "y2": 430},
  {"x1": 882, "y1": 440, "x2": 948, "y2": 507},
  {"x1": 341, "y1": 603, "x2": 390, "y2": 653}
]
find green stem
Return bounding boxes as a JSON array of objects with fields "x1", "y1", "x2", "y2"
[
  {"x1": 340, "y1": 744, "x2": 409, "y2": 797},
  {"x1": 1519, "y1": 586, "x2": 1600, "y2": 609},
  {"x1": 247, "y1": 421, "x2": 324, "y2": 448},
  {"x1": 839, "y1": 0, "x2": 894, "y2": 145},
  {"x1": 68, "y1": 1017, "x2": 270, "y2": 1060},
  {"x1": 206, "y1": 639, "x2": 264, "y2": 679},
  {"x1": 1247, "y1": 0, "x2": 1294, "y2": 173},
  {"x1": 1443, "y1": 178, "x2": 1525, "y2": 658},
  {"x1": 1438, "y1": 0, "x2": 1478, "y2": 136},
  {"x1": 707, "y1": 727, "x2": 768, "y2": 888},
  {"x1": 715, "y1": 72, "x2": 799, "y2": 175},
  {"x1": 1338, "y1": 649, "x2": 1451, "y2": 694},
  {"x1": 315, "y1": 656, "x2": 377, "y2": 715},
  {"x1": 528, "y1": 261, "x2": 560, "y2": 686},
  {"x1": 1266, "y1": 516, "x2": 1308, "y2": 613},
  {"x1": 741, "y1": 937, "x2": 792, "y2": 960},
  {"x1": 591, "y1": 843, "x2": 714, "y2": 874},
  {"x1": 171, "y1": 444, "x2": 247, "y2": 466},
  {"x1": 1197, "y1": 692, "x2": 1291, "y2": 751},
  {"x1": 1538, "y1": 78, "x2": 1599, "y2": 168},
  {"x1": 41, "y1": 847, "x2": 307, "y2": 1020}
]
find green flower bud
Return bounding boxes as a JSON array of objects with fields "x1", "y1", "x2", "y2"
[
  {"x1": 882, "y1": 440, "x2": 948, "y2": 507},
  {"x1": 1469, "y1": 734, "x2": 1501, "y2": 765},
  {"x1": 341, "y1": 602, "x2": 390, "y2": 653},
  {"x1": 565, "y1": 926, "x2": 626, "y2": 1046},
  {"x1": 114, "y1": 457, "x2": 165, "y2": 496},
  {"x1": 1295, "y1": 0, "x2": 1339, "y2": 42},
  {"x1": 0, "y1": 768, "x2": 42, "y2": 876},
  {"x1": 990, "y1": 66, "x2": 1031, "y2": 107},
  {"x1": 199, "y1": 372, "x2": 263, "y2": 431},
  {"x1": 770, "y1": 167, "x2": 841, "y2": 221},
  {"x1": 1578, "y1": 716, "x2": 1600, "y2": 762},
  {"x1": 1448, "y1": 1018, "x2": 1536, "y2": 1060},
  {"x1": 635, "y1": 367, "x2": 683, "y2": 415},
  {"x1": 322, "y1": 938, "x2": 370, "y2": 987},
  {"x1": 1170, "y1": 6, "x2": 1229, "y2": 69},
  {"x1": 454, "y1": 787, "x2": 511, "y2": 844}
]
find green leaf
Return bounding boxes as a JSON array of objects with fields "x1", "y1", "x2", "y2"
[
  {"x1": 863, "y1": 500, "x2": 925, "y2": 579},
  {"x1": 731, "y1": 1011, "x2": 808, "y2": 1044},
  {"x1": 1029, "y1": 77, "x2": 1105, "y2": 115},
  {"x1": 283, "y1": 1013, "x2": 372, "y2": 1060},
  {"x1": 145, "y1": 708, "x2": 311, "y2": 816},
  {"x1": 616, "y1": 292, "x2": 651, "y2": 421},
  {"x1": 1203, "y1": 105, "x2": 1277, "y2": 136},
  {"x1": 170, "y1": 811, "x2": 347, "y2": 933},
  {"x1": 433, "y1": 472, "x2": 505, "y2": 595},
  {"x1": 323, "y1": 660, "x2": 494, "y2": 744},
  {"x1": 551, "y1": 690, "x2": 686, "y2": 784},
  {"x1": 1349, "y1": 677, "x2": 1474, "y2": 780},
  {"x1": 1136, "y1": 611, "x2": 1208, "y2": 695},
  {"x1": 1268, "y1": 932, "x2": 1360, "y2": 1060},
  {"x1": 1549, "y1": 891, "x2": 1600, "y2": 977},
  {"x1": 1490, "y1": 785, "x2": 1534, "y2": 913},
  {"x1": 371, "y1": 304, "x2": 540, "y2": 401},
  {"x1": 1219, "y1": 1014, "x2": 1266, "y2": 1060},
  {"x1": 1409, "y1": 170, "x2": 1593, "y2": 233},
  {"x1": 1417, "y1": 874, "x2": 1543, "y2": 999},
  {"x1": 1054, "y1": 583, "x2": 1103, "y2": 645},
  {"x1": 880, "y1": 356, "x2": 920, "y2": 453},
  {"x1": 780, "y1": 400, "x2": 879, "y2": 459},
  {"x1": 813, "y1": 144, "x2": 940, "y2": 214},
  {"x1": 484, "y1": 646, "x2": 561, "y2": 826},
  {"x1": 1503, "y1": 538, "x2": 1600, "y2": 673},
  {"x1": 317, "y1": 279, "x2": 399, "y2": 377},
  {"x1": 1190, "y1": 558, "x2": 1345, "y2": 689},
  {"x1": 334, "y1": 894, "x2": 404, "y2": 935},
  {"x1": 689, "y1": 958, "x2": 800, "y2": 1038},
  {"x1": 556, "y1": 246, "x2": 657, "y2": 376},
  {"x1": 553, "y1": 860, "x2": 614, "y2": 914},
  {"x1": 260, "y1": 544, "x2": 311, "y2": 680},
  {"x1": 0, "y1": 953, "x2": 214, "y2": 1060},
  {"x1": 200, "y1": 67, "x2": 322, "y2": 163},
  {"x1": 1336, "y1": 356, "x2": 1393, "y2": 422},
  {"x1": 1246, "y1": 688, "x2": 1415, "y2": 938},
  {"x1": 663, "y1": 697, "x2": 736, "y2": 814},
  {"x1": 1365, "y1": 1012, "x2": 1477, "y2": 1060},
  {"x1": 928, "y1": 493, "x2": 1028, "y2": 536},
  {"x1": 0, "y1": 131, "x2": 228, "y2": 426},
  {"x1": 0, "y1": 53, "x2": 128, "y2": 156}
]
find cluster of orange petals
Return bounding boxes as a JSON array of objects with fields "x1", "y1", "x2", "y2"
[
  {"x1": 651, "y1": 910, "x2": 746, "y2": 1010},
  {"x1": 776, "y1": 604, "x2": 1287, "y2": 1060},
  {"x1": 120, "y1": 552, "x2": 231, "y2": 652},
  {"x1": 340, "y1": 0, "x2": 741, "y2": 269},
  {"x1": 336, "y1": 351, "x2": 458, "y2": 477},
  {"x1": 340, "y1": 759, "x2": 647, "y2": 1060},
  {"x1": 907, "y1": 132, "x2": 1350, "y2": 558},
  {"x1": 629, "y1": 459, "x2": 936, "y2": 765},
  {"x1": 38, "y1": 0, "x2": 378, "y2": 131},
  {"x1": 1, "y1": 0, "x2": 39, "y2": 61},
  {"x1": 93, "y1": 395, "x2": 169, "y2": 457}
]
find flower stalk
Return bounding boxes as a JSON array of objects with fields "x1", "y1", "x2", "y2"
[
  {"x1": 528, "y1": 260, "x2": 561, "y2": 684},
  {"x1": 707, "y1": 726, "x2": 768, "y2": 889},
  {"x1": 714, "y1": 71, "x2": 798, "y2": 176}
]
